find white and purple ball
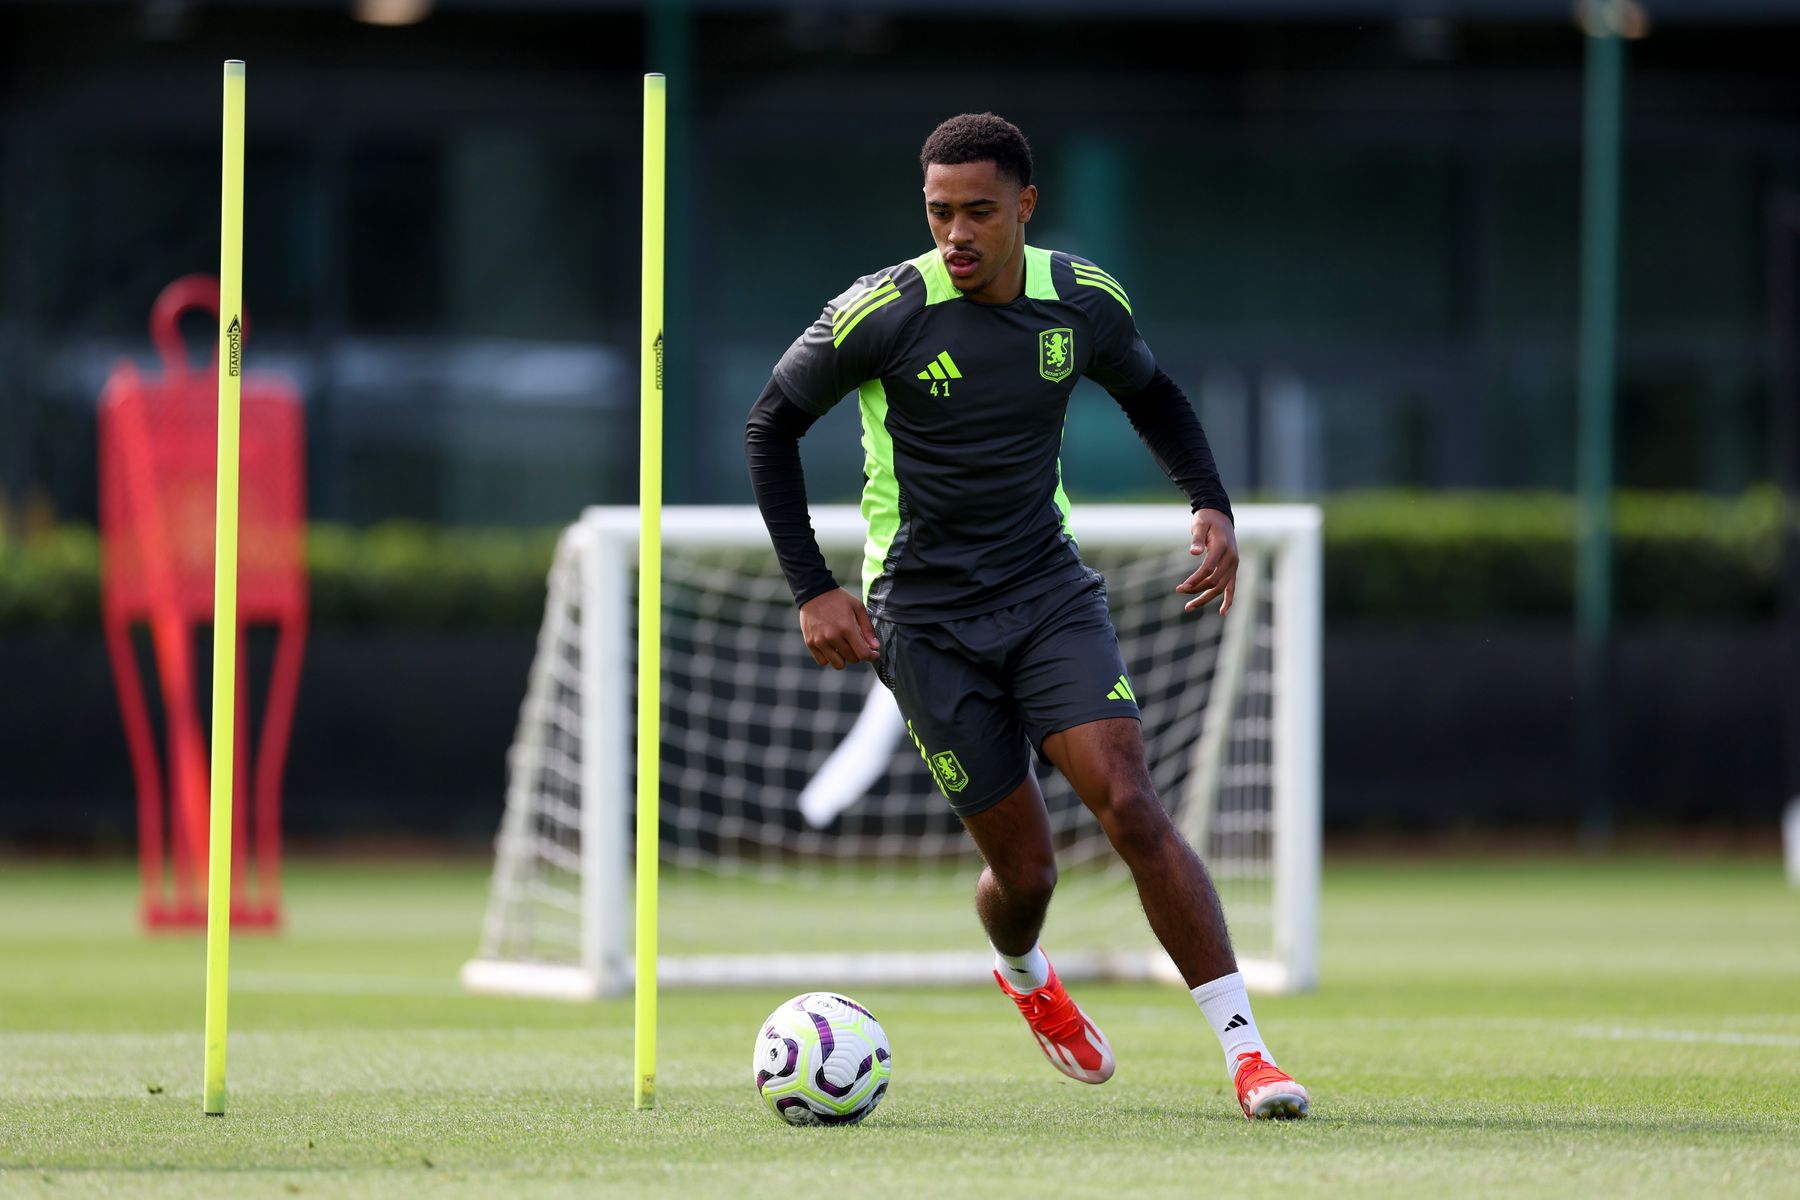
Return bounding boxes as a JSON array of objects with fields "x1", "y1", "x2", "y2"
[{"x1": 752, "y1": 992, "x2": 891, "y2": 1126}]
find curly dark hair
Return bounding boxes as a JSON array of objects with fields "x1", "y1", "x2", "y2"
[{"x1": 919, "y1": 113, "x2": 1033, "y2": 189}]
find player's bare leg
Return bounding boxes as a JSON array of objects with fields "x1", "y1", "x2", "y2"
[
  {"x1": 960, "y1": 773, "x2": 1057, "y2": 957},
  {"x1": 1041, "y1": 716, "x2": 1307, "y2": 1118},
  {"x1": 1039, "y1": 718, "x2": 1235, "y2": 985},
  {"x1": 962, "y1": 773, "x2": 1115, "y2": 1083}
]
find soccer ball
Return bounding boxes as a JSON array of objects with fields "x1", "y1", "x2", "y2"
[{"x1": 752, "y1": 992, "x2": 891, "y2": 1126}]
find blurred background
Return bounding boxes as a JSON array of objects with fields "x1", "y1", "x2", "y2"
[{"x1": 0, "y1": 0, "x2": 1794, "y2": 852}]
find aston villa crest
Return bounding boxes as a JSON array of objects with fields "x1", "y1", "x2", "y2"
[
  {"x1": 1038, "y1": 327, "x2": 1074, "y2": 382},
  {"x1": 930, "y1": 750, "x2": 969, "y2": 794}
]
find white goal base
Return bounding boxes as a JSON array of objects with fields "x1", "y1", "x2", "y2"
[{"x1": 461, "y1": 951, "x2": 1297, "y2": 1001}]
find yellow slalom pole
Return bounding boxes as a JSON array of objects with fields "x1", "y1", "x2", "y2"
[
  {"x1": 203, "y1": 58, "x2": 246, "y2": 1118},
  {"x1": 634, "y1": 72, "x2": 666, "y2": 1112}
]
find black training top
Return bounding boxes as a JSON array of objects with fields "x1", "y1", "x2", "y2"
[{"x1": 745, "y1": 245, "x2": 1231, "y2": 623}]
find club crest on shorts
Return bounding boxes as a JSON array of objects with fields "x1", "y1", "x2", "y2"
[
  {"x1": 929, "y1": 750, "x2": 970, "y2": 794},
  {"x1": 1037, "y1": 327, "x2": 1074, "y2": 382}
]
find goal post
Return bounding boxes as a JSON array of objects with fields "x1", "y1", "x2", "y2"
[{"x1": 462, "y1": 503, "x2": 1321, "y2": 999}]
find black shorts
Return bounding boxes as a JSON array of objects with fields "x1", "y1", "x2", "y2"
[{"x1": 873, "y1": 575, "x2": 1140, "y2": 819}]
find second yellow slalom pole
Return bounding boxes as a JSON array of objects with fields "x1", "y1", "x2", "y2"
[
  {"x1": 634, "y1": 71, "x2": 666, "y2": 1113},
  {"x1": 203, "y1": 57, "x2": 246, "y2": 1119}
]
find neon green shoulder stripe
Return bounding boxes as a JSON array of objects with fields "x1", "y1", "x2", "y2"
[
  {"x1": 1070, "y1": 261, "x2": 1128, "y2": 294},
  {"x1": 1074, "y1": 273, "x2": 1132, "y2": 315},
  {"x1": 833, "y1": 288, "x2": 902, "y2": 348},
  {"x1": 831, "y1": 278, "x2": 898, "y2": 335},
  {"x1": 1071, "y1": 262, "x2": 1133, "y2": 311},
  {"x1": 909, "y1": 250, "x2": 961, "y2": 306},
  {"x1": 1024, "y1": 246, "x2": 1059, "y2": 301}
]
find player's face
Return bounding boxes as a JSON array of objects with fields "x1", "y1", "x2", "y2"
[{"x1": 923, "y1": 160, "x2": 1037, "y2": 304}]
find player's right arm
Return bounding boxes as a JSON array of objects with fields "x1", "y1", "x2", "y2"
[
  {"x1": 744, "y1": 378, "x2": 878, "y2": 669},
  {"x1": 745, "y1": 275, "x2": 896, "y2": 669}
]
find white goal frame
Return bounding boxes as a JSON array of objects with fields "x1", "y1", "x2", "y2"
[{"x1": 461, "y1": 503, "x2": 1321, "y2": 1000}]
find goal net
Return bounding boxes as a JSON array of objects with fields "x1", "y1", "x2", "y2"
[{"x1": 461, "y1": 504, "x2": 1319, "y2": 999}]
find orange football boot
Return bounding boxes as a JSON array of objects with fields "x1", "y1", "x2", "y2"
[
  {"x1": 994, "y1": 961, "x2": 1115, "y2": 1084},
  {"x1": 1233, "y1": 1051, "x2": 1309, "y2": 1120}
]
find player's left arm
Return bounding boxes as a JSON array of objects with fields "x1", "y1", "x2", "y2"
[
  {"x1": 1114, "y1": 373, "x2": 1239, "y2": 615},
  {"x1": 1180, "y1": 506, "x2": 1239, "y2": 616},
  {"x1": 1078, "y1": 259, "x2": 1239, "y2": 615}
]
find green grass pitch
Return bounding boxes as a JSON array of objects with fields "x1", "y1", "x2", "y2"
[{"x1": 1, "y1": 857, "x2": 1796, "y2": 1197}]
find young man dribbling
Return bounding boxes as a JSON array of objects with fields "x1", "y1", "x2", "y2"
[{"x1": 745, "y1": 112, "x2": 1308, "y2": 1120}]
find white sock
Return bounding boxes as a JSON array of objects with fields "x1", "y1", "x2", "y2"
[
  {"x1": 993, "y1": 941, "x2": 1051, "y2": 992},
  {"x1": 1190, "y1": 971, "x2": 1272, "y2": 1074}
]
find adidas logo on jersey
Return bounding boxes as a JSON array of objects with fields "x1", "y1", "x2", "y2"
[
  {"x1": 918, "y1": 350, "x2": 962, "y2": 396},
  {"x1": 917, "y1": 350, "x2": 963, "y2": 382},
  {"x1": 1106, "y1": 674, "x2": 1135, "y2": 702}
]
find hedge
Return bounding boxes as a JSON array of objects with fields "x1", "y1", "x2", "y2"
[
  {"x1": 1320, "y1": 489, "x2": 1780, "y2": 621},
  {"x1": 0, "y1": 490, "x2": 1782, "y2": 629},
  {"x1": 0, "y1": 523, "x2": 559, "y2": 630}
]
